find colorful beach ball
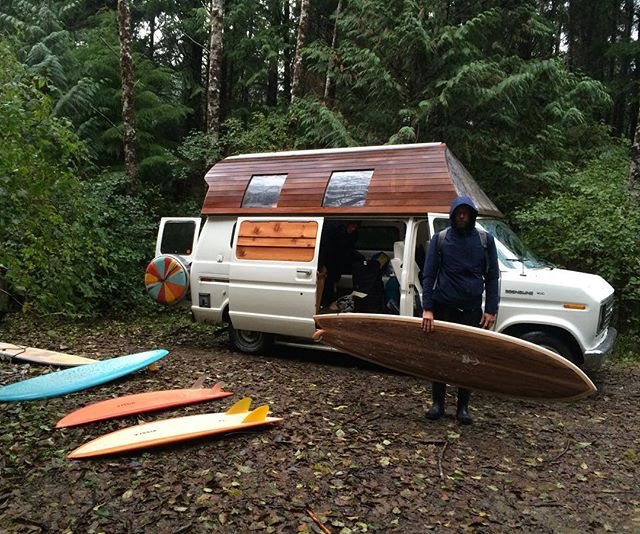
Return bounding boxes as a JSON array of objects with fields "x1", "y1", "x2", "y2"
[{"x1": 144, "y1": 255, "x2": 190, "y2": 305}]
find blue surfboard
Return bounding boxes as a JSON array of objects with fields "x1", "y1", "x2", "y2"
[{"x1": 0, "y1": 349, "x2": 168, "y2": 402}]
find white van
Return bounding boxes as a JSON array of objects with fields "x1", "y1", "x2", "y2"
[{"x1": 147, "y1": 143, "x2": 616, "y2": 371}]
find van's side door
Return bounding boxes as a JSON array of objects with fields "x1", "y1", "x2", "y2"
[{"x1": 228, "y1": 217, "x2": 325, "y2": 338}]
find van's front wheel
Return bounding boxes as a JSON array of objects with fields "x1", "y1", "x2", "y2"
[
  {"x1": 228, "y1": 325, "x2": 273, "y2": 354},
  {"x1": 519, "y1": 331, "x2": 579, "y2": 365}
]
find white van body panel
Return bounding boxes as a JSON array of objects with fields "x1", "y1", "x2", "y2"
[
  {"x1": 227, "y1": 216, "x2": 324, "y2": 338},
  {"x1": 496, "y1": 268, "x2": 614, "y2": 352},
  {"x1": 189, "y1": 217, "x2": 235, "y2": 324}
]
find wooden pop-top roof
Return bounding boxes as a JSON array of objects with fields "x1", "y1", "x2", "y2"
[{"x1": 201, "y1": 143, "x2": 502, "y2": 217}]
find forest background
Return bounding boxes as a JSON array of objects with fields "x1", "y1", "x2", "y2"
[{"x1": 0, "y1": 0, "x2": 639, "y2": 346}]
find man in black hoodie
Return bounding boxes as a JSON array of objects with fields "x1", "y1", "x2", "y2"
[{"x1": 420, "y1": 196, "x2": 500, "y2": 424}]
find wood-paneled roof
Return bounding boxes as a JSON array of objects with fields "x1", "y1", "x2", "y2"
[{"x1": 201, "y1": 143, "x2": 502, "y2": 217}]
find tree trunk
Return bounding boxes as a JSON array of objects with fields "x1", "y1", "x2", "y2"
[
  {"x1": 549, "y1": 0, "x2": 564, "y2": 56},
  {"x1": 291, "y1": 0, "x2": 311, "y2": 100},
  {"x1": 612, "y1": 0, "x2": 634, "y2": 136},
  {"x1": 117, "y1": 0, "x2": 139, "y2": 194},
  {"x1": 282, "y1": 0, "x2": 292, "y2": 103},
  {"x1": 323, "y1": 0, "x2": 341, "y2": 103},
  {"x1": 567, "y1": 0, "x2": 578, "y2": 70},
  {"x1": 148, "y1": 14, "x2": 155, "y2": 59},
  {"x1": 207, "y1": 0, "x2": 224, "y2": 139},
  {"x1": 266, "y1": 0, "x2": 281, "y2": 106}
]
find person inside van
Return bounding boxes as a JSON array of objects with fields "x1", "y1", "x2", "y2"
[
  {"x1": 420, "y1": 196, "x2": 500, "y2": 425},
  {"x1": 318, "y1": 221, "x2": 360, "y2": 310}
]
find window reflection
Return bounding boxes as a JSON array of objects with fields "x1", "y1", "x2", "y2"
[
  {"x1": 323, "y1": 170, "x2": 374, "y2": 207},
  {"x1": 242, "y1": 174, "x2": 287, "y2": 207}
]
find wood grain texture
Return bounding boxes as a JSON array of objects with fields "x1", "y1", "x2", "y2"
[
  {"x1": 236, "y1": 220, "x2": 317, "y2": 261},
  {"x1": 236, "y1": 246, "x2": 315, "y2": 261},
  {"x1": 239, "y1": 221, "x2": 318, "y2": 238},
  {"x1": 201, "y1": 144, "x2": 504, "y2": 217},
  {"x1": 313, "y1": 314, "x2": 596, "y2": 401}
]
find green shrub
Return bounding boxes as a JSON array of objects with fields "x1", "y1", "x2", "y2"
[
  {"x1": 514, "y1": 144, "x2": 640, "y2": 333},
  {"x1": 0, "y1": 45, "x2": 157, "y2": 316}
]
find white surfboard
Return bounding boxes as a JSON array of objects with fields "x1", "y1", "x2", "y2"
[
  {"x1": 68, "y1": 397, "x2": 283, "y2": 459},
  {"x1": 0, "y1": 342, "x2": 97, "y2": 367}
]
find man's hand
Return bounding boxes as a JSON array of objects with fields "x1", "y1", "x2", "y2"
[
  {"x1": 479, "y1": 313, "x2": 496, "y2": 330},
  {"x1": 422, "y1": 310, "x2": 434, "y2": 332}
]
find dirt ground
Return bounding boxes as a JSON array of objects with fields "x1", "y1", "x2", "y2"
[{"x1": 0, "y1": 313, "x2": 639, "y2": 533}]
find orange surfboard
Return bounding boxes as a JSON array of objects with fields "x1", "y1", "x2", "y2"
[
  {"x1": 56, "y1": 378, "x2": 233, "y2": 428},
  {"x1": 67, "y1": 398, "x2": 282, "y2": 459}
]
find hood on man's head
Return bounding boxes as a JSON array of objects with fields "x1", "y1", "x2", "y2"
[{"x1": 449, "y1": 195, "x2": 478, "y2": 224}]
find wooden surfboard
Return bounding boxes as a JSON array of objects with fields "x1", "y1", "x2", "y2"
[
  {"x1": 0, "y1": 342, "x2": 97, "y2": 367},
  {"x1": 56, "y1": 379, "x2": 233, "y2": 428},
  {"x1": 68, "y1": 397, "x2": 283, "y2": 459},
  {"x1": 313, "y1": 313, "x2": 596, "y2": 401},
  {"x1": 0, "y1": 350, "x2": 169, "y2": 402}
]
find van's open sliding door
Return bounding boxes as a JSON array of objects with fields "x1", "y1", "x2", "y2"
[{"x1": 228, "y1": 217, "x2": 324, "y2": 338}]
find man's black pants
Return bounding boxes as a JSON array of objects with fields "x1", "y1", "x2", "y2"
[{"x1": 431, "y1": 301, "x2": 483, "y2": 405}]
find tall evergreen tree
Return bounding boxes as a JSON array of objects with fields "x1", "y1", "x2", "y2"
[
  {"x1": 292, "y1": 0, "x2": 311, "y2": 99},
  {"x1": 323, "y1": 0, "x2": 341, "y2": 102},
  {"x1": 207, "y1": 0, "x2": 223, "y2": 138},
  {"x1": 117, "y1": 0, "x2": 139, "y2": 191}
]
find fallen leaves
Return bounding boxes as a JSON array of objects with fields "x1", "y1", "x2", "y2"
[{"x1": 0, "y1": 312, "x2": 639, "y2": 531}]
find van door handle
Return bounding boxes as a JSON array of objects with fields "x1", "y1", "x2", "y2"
[{"x1": 297, "y1": 269, "x2": 312, "y2": 278}]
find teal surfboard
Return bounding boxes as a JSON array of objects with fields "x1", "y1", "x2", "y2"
[{"x1": 0, "y1": 349, "x2": 168, "y2": 402}]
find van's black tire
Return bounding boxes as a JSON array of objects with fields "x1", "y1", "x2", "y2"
[
  {"x1": 519, "y1": 331, "x2": 578, "y2": 365},
  {"x1": 228, "y1": 325, "x2": 273, "y2": 354}
]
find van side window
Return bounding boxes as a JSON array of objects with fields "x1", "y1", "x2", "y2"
[
  {"x1": 323, "y1": 170, "x2": 373, "y2": 207},
  {"x1": 242, "y1": 175, "x2": 287, "y2": 208},
  {"x1": 433, "y1": 218, "x2": 449, "y2": 234},
  {"x1": 160, "y1": 221, "x2": 196, "y2": 255}
]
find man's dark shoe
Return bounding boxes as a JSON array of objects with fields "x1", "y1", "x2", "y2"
[
  {"x1": 456, "y1": 405, "x2": 473, "y2": 425},
  {"x1": 456, "y1": 388, "x2": 473, "y2": 424},
  {"x1": 426, "y1": 382, "x2": 447, "y2": 420},
  {"x1": 426, "y1": 402, "x2": 444, "y2": 420}
]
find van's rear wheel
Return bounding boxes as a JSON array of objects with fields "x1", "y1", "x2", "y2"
[
  {"x1": 228, "y1": 325, "x2": 273, "y2": 354},
  {"x1": 519, "y1": 331, "x2": 579, "y2": 365}
]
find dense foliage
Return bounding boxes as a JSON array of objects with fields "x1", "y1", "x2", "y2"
[
  {"x1": 0, "y1": 46, "x2": 157, "y2": 315},
  {"x1": 0, "y1": 0, "x2": 639, "y2": 332},
  {"x1": 515, "y1": 144, "x2": 640, "y2": 330},
  {"x1": 303, "y1": 2, "x2": 613, "y2": 207}
]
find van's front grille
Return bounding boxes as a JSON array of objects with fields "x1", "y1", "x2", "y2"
[{"x1": 598, "y1": 296, "x2": 614, "y2": 334}]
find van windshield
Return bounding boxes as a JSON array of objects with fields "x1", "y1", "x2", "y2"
[{"x1": 476, "y1": 219, "x2": 547, "y2": 270}]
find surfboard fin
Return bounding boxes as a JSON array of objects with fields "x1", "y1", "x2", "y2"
[
  {"x1": 242, "y1": 405, "x2": 269, "y2": 423},
  {"x1": 226, "y1": 397, "x2": 251, "y2": 414},
  {"x1": 211, "y1": 381, "x2": 226, "y2": 392},
  {"x1": 190, "y1": 376, "x2": 206, "y2": 389}
]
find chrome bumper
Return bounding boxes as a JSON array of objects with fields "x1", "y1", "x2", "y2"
[{"x1": 583, "y1": 327, "x2": 617, "y2": 371}]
